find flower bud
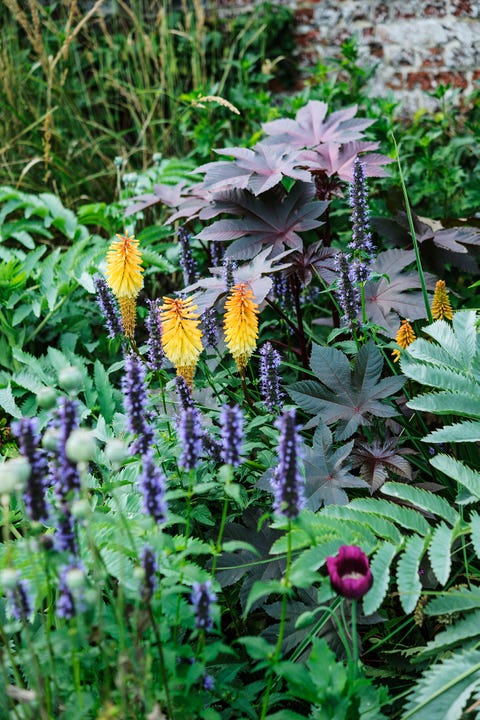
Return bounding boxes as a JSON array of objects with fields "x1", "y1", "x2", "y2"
[
  {"x1": 65, "y1": 568, "x2": 85, "y2": 592},
  {"x1": 0, "y1": 457, "x2": 30, "y2": 494},
  {"x1": 0, "y1": 568, "x2": 19, "y2": 590},
  {"x1": 65, "y1": 429, "x2": 97, "y2": 463},
  {"x1": 71, "y1": 499, "x2": 91, "y2": 519},
  {"x1": 36, "y1": 387, "x2": 58, "y2": 410},
  {"x1": 105, "y1": 439, "x2": 129, "y2": 466},
  {"x1": 58, "y1": 366, "x2": 84, "y2": 393},
  {"x1": 42, "y1": 428, "x2": 62, "y2": 453}
]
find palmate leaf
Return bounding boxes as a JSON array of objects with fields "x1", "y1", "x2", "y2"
[
  {"x1": 287, "y1": 341, "x2": 404, "y2": 440},
  {"x1": 196, "y1": 141, "x2": 312, "y2": 196},
  {"x1": 351, "y1": 439, "x2": 413, "y2": 494},
  {"x1": 302, "y1": 423, "x2": 368, "y2": 508},
  {"x1": 297, "y1": 140, "x2": 392, "y2": 181},
  {"x1": 402, "y1": 647, "x2": 480, "y2": 720},
  {"x1": 363, "y1": 249, "x2": 436, "y2": 337},
  {"x1": 262, "y1": 101, "x2": 374, "y2": 148},
  {"x1": 196, "y1": 182, "x2": 328, "y2": 260}
]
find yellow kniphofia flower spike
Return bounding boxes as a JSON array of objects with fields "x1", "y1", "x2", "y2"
[
  {"x1": 431, "y1": 279, "x2": 453, "y2": 321},
  {"x1": 224, "y1": 282, "x2": 259, "y2": 375},
  {"x1": 392, "y1": 319, "x2": 416, "y2": 362},
  {"x1": 160, "y1": 296, "x2": 203, "y2": 386},
  {"x1": 105, "y1": 231, "x2": 144, "y2": 338}
]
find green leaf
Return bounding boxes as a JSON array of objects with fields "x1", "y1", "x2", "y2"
[
  {"x1": 470, "y1": 512, "x2": 480, "y2": 560},
  {"x1": 363, "y1": 541, "x2": 397, "y2": 616},
  {"x1": 452, "y1": 310, "x2": 477, "y2": 367},
  {"x1": 322, "y1": 504, "x2": 402, "y2": 544},
  {"x1": 244, "y1": 580, "x2": 289, "y2": 616},
  {"x1": 396, "y1": 534, "x2": 426, "y2": 614},
  {"x1": 425, "y1": 421, "x2": 480, "y2": 443},
  {"x1": 427, "y1": 523, "x2": 453, "y2": 585},
  {"x1": 425, "y1": 588, "x2": 480, "y2": 616},
  {"x1": 237, "y1": 635, "x2": 276, "y2": 660},
  {"x1": 430, "y1": 454, "x2": 480, "y2": 500},
  {"x1": 349, "y1": 497, "x2": 430, "y2": 535},
  {"x1": 418, "y1": 610, "x2": 480, "y2": 658},
  {"x1": 94, "y1": 360, "x2": 115, "y2": 423},
  {"x1": 402, "y1": 647, "x2": 480, "y2": 720},
  {"x1": 408, "y1": 391, "x2": 480, "y2": 419},
  {"x1": 0, "y1": 383, "x2": 22, "y2": 418},
  {"x1": 381, "y1": 482, "x2": 458, "y2": 526},
  {"x1": 400, "y1": 355, "x2": 474, "y2": 394}
]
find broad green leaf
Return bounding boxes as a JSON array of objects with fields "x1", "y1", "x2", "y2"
[
  {"x1": 470, "y1": 512, "x2": 480, "y2": 560},
  {"x1": 363, "y1": 541, "x2": 397, "y2": 616},
  {"x1": 396, "y1": 534, "x2": 426, "y2": 614},
  {"x1": 418, "y1": 610, "x2": 480, "y2": 658},
  {"x1": 350, "y1": 497, "x2": 430, "y2": 535},
  {"x1": 322, "y1": 505, "x2": 402, "y2": 544},
  {"x1": 244, "y1": 579, "x2": 290, "y2": 616},
  {"x1": 425, "y1": 421, "x2": 480, "y2": 443},
  {"x1": 94, "y1": 360, "x2": 115, "y2": 423},
  {"x1": 425, "y1": 588, "x2": 480, "y2": 616},
  {"x1": 0, "y1": 383, "x2": 22, "y2": 418},
  {"x1": 408, "y1": 391, "x2": 480, "y2": 419},
  {"x1": 400, "y1": 355, "x2": 473, "y2": 394},
  {"x1": 452, "y1": 310, "x2": 477, "y2": 366}
]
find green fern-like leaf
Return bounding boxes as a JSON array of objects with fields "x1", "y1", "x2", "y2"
[
  {"x1": 322, "y1": 505, "x2": 402, "y2": 544},
  {"x1": 350, "y1": 498, "x2": 430, "y2": 535},
  {"x1": 425, "y1": 421, "x2": 480, "y2": 443},
  {"x1": 363, "y1": 541, "x2": 397, "y2": 616},
  {"x1": 425, "y1": 588, "x2": 480, "y2": 616},
  {"x1": 396, "y1": 534, "x2": 427, "y2": 614},
  {"x1": 402, "y1": 647, "x2": 480, "y2": 720},
  {"x1": 408, "y1": 391, "x2": 480, "y2": 419},
  {"x1": 427, "y1": 522, "x2": 454, "y2": 585},
  {"x1": 400, "y1": 355, "x2": 473, "y2": 394},
  {"x1": 430, "y1": 455, "x2": 480, "y2": 500},
  {"x1": 417, "y1": 610, "x2": 480, "y2": 658},
  {"x1": 470, "y1": 513, "x2": 480, "y2": 560},
  {"x1": 381, "y1": 482, "x2": 458, "y2": 526}
]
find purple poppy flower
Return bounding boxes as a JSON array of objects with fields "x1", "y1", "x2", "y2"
[{"x1": 326, "y1": 545, "x2": 373, "y2": 600}]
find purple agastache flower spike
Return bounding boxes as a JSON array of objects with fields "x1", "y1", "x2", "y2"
[
  {"x1": 93, "y1": 274, "x2": 123, "y2": 339},
  {"x1": 55, "y1": 505, "x2": 77, "y2": 555},
  {"x1": 140, "y1": 545, "x2": 158, "y2": 601},
  {"x1": 191, "y1": 580, "x2": 216, "y2": 632},
  {"x1": 210, "y1": 241, "x2": 224, "y2": 267},
  {"x1": 145, "y1": 299, "x2": 165, "y2": 372},
  {"x1": 348, "y1": 157, "x2": 375, "y2": 283},
  {"x1": 203, "y1": 674, "x2": 215, "y2": 691},
  {"x1": 7, "y1": 576, "x2": 32, "y2": 622},
  {"x1": 271, "y1": 409, "x2": 305, "y2": 519},
  {"x1": 122, "y1": 353, "x2": 155, "y2": 455},
  {"x1": 326, "y1": 545, "x2": 373, "y2": 600},
  {"x1": 138, "y1": 452, "x2": 168, "y2": 524},
  {"x1": 201, "y1": 307, "x2": 219, "y2": 349},
  {"x1": 272, "y1": 273, "x2": 289, "y2": 309},
  {"x1": 220, "y1": 405, "x2": 243, "y2": 467},
  {"x1": 54, "y1": 398, "x2": 81, "y2": 500},
  {"x1": 178, "y1": 227, "x2": 198, "y2": 286},
  {"x1": 56, "y1": 563, "x2": 86, "y2": 619},
  {"x1": 259, "y1": 342, "x2": 284, "y2": 413},
  {"x1": 335, "y1": 252, "x2": 360, "y2": 328},
  {"x1": 175, "y1": 375, "x2": 195, "y2": 412},
  {"x1": 178, "y1": 408, "x2": 203, "y2": 471},
  {"x1": 12, "y1": 418, "x2": 49, "y2": 522},
  {"x1": 202, "y1": 431, "x2": 223, "y2": 464},
  {"x1": 222, "y1": 256, "x2": 238, "y2": 291}
]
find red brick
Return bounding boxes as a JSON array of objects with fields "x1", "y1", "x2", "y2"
[
  {"x1": 435, "y1": 71, "x2": 469, "y2": 88},
  {"x1": 406, "y1": 71, "x2": 435, "y2": 90},
  {"x1": 451, "y1": 0, "x2": 473, "y2": 15}
]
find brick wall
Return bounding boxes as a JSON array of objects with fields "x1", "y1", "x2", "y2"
[{"x1": 215, "y1": 0, "x2": 480, "y2": 115}]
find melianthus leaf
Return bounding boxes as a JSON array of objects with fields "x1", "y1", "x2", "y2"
[
  {"x1": 363, "y1": 249, "x2": 436, "y2": 337},
  {"x1": 196, "y1": 182, "x2": 328, "y2": 260},
  {"x1": 262, "y1": 101, "x2": 374, "y2": 148},
  {"x1": 287, "y1": 341, "x2": 405, "y2": 440},
  {"x1": 303, "y1": 423, "x2": 368, "y2": 507}
]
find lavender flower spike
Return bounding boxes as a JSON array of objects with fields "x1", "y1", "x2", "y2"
[
  {"x1": 6, "y1": 575, "x2": 32, "y2": 622},
  {"x1": 12, "y1": 417, "x2": 49, "y2": 522},
  {"x1": 57, "y1": 563, "x2": 86, "y2": 619},
  {"x1": 122, "y1": 352, "x2": 155, "y2": 455},
  {"x1": 178, "y1": 227, "x2": 198, "y2": 286},
  {"x1": 93, "y1": 274, "x2": 123, "y2": 339},
  {"x1": 54, "y1": 397, "x2": 81, "y2": 500},
  {"x1": 271, "y1": 409, "x2": 305, "y2": 519},
  {"x1": 175, "y1": 375, "x2": 195, "y2": 412},
  {"x1": 220, "y1": 405, "x2": 243, "y2": 467},
  {"x1": 145, "y1": 299, "x2": 165, "y2": 372},
  {"x1": 259, "y1": 342, "x2": 284, "y2": 413},
  {"x1": 348, "y1": 157, "x2": 375, "y2": 283},
  {"x1": 202, "y1": 307, "x2": 219, "y2": 349},
  {"x1": 191, "y1": 580, "x2": 217, "y2": 632},
  {"x1": 140, "y1": 545, "x2": 158, "y2": 601},
  {"x1": 138, "y1": 451, "x2": 168, "y2": 523},
  {"x1": 178, "y1": 408, "x2": 203, "y2": 471}
]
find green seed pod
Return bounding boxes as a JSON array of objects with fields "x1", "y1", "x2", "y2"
[
  {"x1": 58, "y1": 366, "x2": 84, "y2": 393},
  {"x1": 65, "y1": 429, "x2": 97, "y2": 464},
  {"x1": 104, "y1": 439, "x2": 129, "y2": 466},
  {"x1": 36, "y1": 387, "x2": 57, "y2": 410},
  {"x1": 0, "y1": 457, "x2": 30, "y2": 495}
]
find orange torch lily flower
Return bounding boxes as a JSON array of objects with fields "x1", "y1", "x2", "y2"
[
  {"x1": 431, "y1": 280, "x2": 453, "y2": 321},
  {"x1": 392, "y1": 319, "x2": 416, "y2": 362},
  {"x1": 105, "y1": 231, "x2": 144, "y2": 338},
  {"x1": 224, "y1": 282, "x2": 259, "y2": 375},
  {"x1": 160, "y1": 296, "x2": 203, "y2": 386}
]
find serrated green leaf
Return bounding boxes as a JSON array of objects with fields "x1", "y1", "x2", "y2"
[
  {"x1": 428, "y1": 523, "x2": 453, "y2": 585},
  {"x1": 0, "y1": 383, "x2": 22, "y2": 418},
  {"x1": 470, "y1": 513, "x2": 480, "y2": 560},
  {"x1": 430, "y1": 454, "x2": 480, "y2": 500},
  {"x1": 363, "y1": 542, "x2": 397, "y2": 616},
  {"x1": 400, "y1": 355, "x2": 473, "y2": 394},
  {"x1": 396, "y1": 534, "x2": 426, "y2": 614},
  {"x1": 425, "y1": 421, "x2": 480, "y2": 443},
  {"x1": 403, "y1": 647, "x2": 480, "y2": 720},
  {"x1": 381, "y1": 482, "x2": 458, "y2": 526},
  {"x1": 418, "y1": 610, "x2": 480, "y2": 658},
  {"x1": 350, "y1": 497, "x2": 430, "y2": 535},
  {"x1": 425, "y1": 588, "x2": 480, "y2": 616},
  {"x1": 322, "y1": 504, "x2": 402, "y2": 544},
  {"x1": 244, "y1": 579, "x2": 289, "y2": 616},
  {"x1": 94, "y1": 360, "x2": 115, "y2": 423},
  {"x1": 408, "y1": 391, "x2": 480, "y2": 419}
]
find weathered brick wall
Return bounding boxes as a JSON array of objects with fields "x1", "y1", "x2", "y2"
[{"x1": 216, "y1": 0, "x2": 480, "y2": 115}]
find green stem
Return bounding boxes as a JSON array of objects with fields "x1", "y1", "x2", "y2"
[
  {"x1": 147, "y1": 603, "x2": 174, "y2": 720},
  {"x1": 390, "y1": 132, "x2": 432, "y2": 323},
  {"x1": 211, "y1": 479, "x2": 230, "y2": 577},
  {"x1": 350, "y1": 599, "x2": 358, "y2": 682},
  {"x1": 259, "y1": 521, "x2": 292, "y2": 720}
]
